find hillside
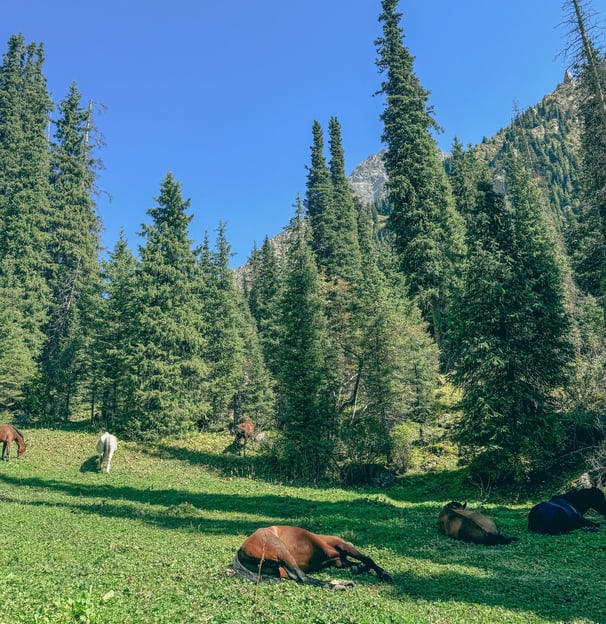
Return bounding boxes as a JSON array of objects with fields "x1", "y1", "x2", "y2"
[{"x1": 346, "y1": 72, "x2": 581, "y2": 222}]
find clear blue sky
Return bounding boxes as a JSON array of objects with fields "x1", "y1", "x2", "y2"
[{"x1": 3, "y1": 1, "x2": 604, "y2": 266}]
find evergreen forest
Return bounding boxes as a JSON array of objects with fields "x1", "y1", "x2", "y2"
[{"x1": 1, "y1": 0, "x2": 606, "y2": 492}]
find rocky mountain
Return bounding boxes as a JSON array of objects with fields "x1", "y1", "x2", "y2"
[
  {"x1": 236, "y1": 73, "x2": 581, "y2": 279},
  {"x1": 472, "y1": 70, "x2": 580, "y2": 221},
  {"x1": 348, "y1": 149, "x2": 388, "y2": 206}
]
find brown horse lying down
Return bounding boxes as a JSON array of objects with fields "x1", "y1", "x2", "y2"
[
  {"x1": 232, "y1": 525, "x2": 393, "y2": 589},
  {"x1": 438, "y1": 502, "x2": 518, "y2": 545}
]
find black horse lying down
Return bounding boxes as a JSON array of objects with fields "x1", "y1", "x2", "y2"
[{"x1": 528, "y1": 487, "x2": 606, "y2": 535}]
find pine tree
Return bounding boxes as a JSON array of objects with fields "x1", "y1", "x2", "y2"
[
  {"x1": 197, "y1": 223, "x2": 244, "y2": 429},
  {"x1": 276, "y1": 200, "x2": 337, "y2": 480},
  {"x1": 375, "y1": 1, "x2": 466, "y2": 335},
  {"x1": 245, "y1": 236, "x2": 283, "y2": 378},
  {"x1": 304, "y1": 121, "x2": 336, "y2": 272},
  {"x1": 129, "y1": 173, "x2": 207, "y2": 438},
  {"x1": 231, "y1": 298, "x2": 275, "y2": 431},
  {"x1": 0, "y1": 281, "x2": 37, "y2": 410},
  {"x1": 327, "y1": 116, "x2": 362, "y2": 283},
  {"x1": 341, "y1": 200, "x2": 439, "y2": 468},
  {"x1": 0, "y1": 35, "x2": 53, "y2": 378},
  {"x1": 448, "y1": 151, "x2": 574, "y2": 484},
  {"x1": 94, "y1": 234, "x2": 139, "y2": 430},
  {"x1": 563, "y1": 0, "x2": 606, "y2": 303},
  {"x1": 40, "y1": 83, "x2": 102, "y2": 419}
]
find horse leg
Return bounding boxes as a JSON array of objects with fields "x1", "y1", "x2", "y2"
[
  {"x1": 578, "y1": 517, "x2": 600, "y2": 531},
  {"x1": 240, "y1": 533, "x2": 328, "y2": 587},
  {"x1": 267, "y1": 541, "x2": 324, "y2": 586},
  {"x1": 330, "y1": 540, "x2": 392, "y2": 582},
  {"x1": 1, "y1": 441, "x2": 6, "y2": 460}
]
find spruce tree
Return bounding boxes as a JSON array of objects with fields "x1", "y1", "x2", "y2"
[
  {"x1": 130, "y1": 173, "x2": 207, "y2": 438},
  {"x1": 40, "y1": 83, "x2": 102, "y2": 419},
  {"x1": 327, "y1": 116, "x2": 362, "y2": 283},
  {"x1": 245, "y1": 236, "x2": 283, "y2": 378},
  {"x1": 375, "y1": 0, "x2": 466, "y2": 335},
  {"x1": 276, "y1": 200, "x2": 337, "y2": 480},
  {"x1": 0, "y1": 281, "x2": 37, "y2": 410},
  {"x1": 232, "y1": 298, "x2": 276, "y2": 431},
  {"x1": 197, "y1": 223, "x2": 244, "y2": 429},
  {"x1": 448, "y1": 152, "x2": 574, "y2": 484},
  {"x1": 304, "y1": 121, "x2": 336, "y2": 273},
  {"x1": 342, "y1": 200, "x2": 439, "y2": 468},
  {"x1": 94, "y1": 234, "x2": 139, "y2": 430},
  {"x1": 0, "y1": 35, "x2": 53, "y2": 379},
  {"x1": 564, "y1": 0, "x2": 606, "y2": 303}
]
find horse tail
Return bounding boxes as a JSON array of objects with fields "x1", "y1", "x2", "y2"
[
  {"x1": 231, "y1": 550, "x2": 267, "y2": 583},
  {"x1": 484, "y1": 533, "x2": 519, "y2": 546}
]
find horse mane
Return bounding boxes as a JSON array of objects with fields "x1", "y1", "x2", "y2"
[{"x1": 12, "y1": 426, "x2": 24, "y2": 441}]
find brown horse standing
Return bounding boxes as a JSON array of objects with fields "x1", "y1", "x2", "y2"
[
  {"x1": 232, "y1": 525, "x2": 392, "y2": 589},
  {"x1": 438, "y1": 502, "x2": 518, "y2": 545},
  {"x1": 234, "y1": 419, "x2": 255, "y2": 455},
  {"x1": 0, "y1": 425, "x2": 27, "y2": 460}
]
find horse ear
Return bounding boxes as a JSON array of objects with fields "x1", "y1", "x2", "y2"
[{"x1": 463, "y1": 502, "x2": 467, "y2": 509}]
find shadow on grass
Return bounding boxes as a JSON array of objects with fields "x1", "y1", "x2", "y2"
[
  {"x1": 0, "y1": 472, "x2": 604, "y2": 622},
  {"x1": 0, "y1": 472, "x2": 399, "y2": 537},
  {"x1": 390, "y1": 559, "x2": 604, "y2": 623},
  {"x1": 79, "y1": 455, "x2": 99, "y2": 473},
  {"x1": 140, "y1": 443, "x2": 277, "y2": 481}
]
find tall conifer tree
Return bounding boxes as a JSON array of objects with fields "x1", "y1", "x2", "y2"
[
  {"x1": 197, "y1": 223, "x2": 245, "y2": 428},
  {"x1": 95, "y1": 234, "x2": 139, "y2": 430},
  {"x1": 375, "y1": 0, "x2": 465, "y2": 335},
  {"x1": 40, "y1": 83, "x2": 102, "y2": 419},
  {"x1": 246, "y1": 236, "x2": 283, "y2": 378},
  {"x1": 130, "y1": 173, "x2": 207, "y2": 438},
  {"x1": 0, "y1": 35, "x2": 53, "y2": 378},
  {"x1": 327, "y1": 116, "x2": 362, "y2": 283},
  {"x1": 276, "y1": 200, "x2": 337, "y2": 480},
  {"x1": 564, "y1": 0, "x2": 606, "y2": 303},
  {"x1": 305, "y1": 121, "x2": 336, "y2": 273},
  {"x1": 448, "y1": 152, "x2": 574, "y2": 483}
]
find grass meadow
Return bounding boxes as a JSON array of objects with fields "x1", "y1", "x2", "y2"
[{"x1": 0, "y1": 426, "x2": 604, "y2": 624}]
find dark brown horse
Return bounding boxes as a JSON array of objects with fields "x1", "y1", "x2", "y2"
[
  {"x1": 528, "y1": 487, "x2": 606, "y2": 535},
  {"x1": 0, "y1": 425, "x2": 26, "y2": 460},
  {"x1": 234, "y1": 419, "x2": 255, "y2": 454},
  {"x1": 231, "y1": 525, "x2": 393, "y2": 589},
  {"x1": 438, "y1": 502, "x2": 518, "y2": 545}
]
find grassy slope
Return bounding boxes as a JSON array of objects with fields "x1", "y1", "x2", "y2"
[{"x1": 0, "y1": 427, "x2": 604, "y2": 624}]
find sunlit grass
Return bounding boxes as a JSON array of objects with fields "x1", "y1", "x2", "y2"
[{"x1": 0, "y1": 427, "x2": 603, "y2": 623}]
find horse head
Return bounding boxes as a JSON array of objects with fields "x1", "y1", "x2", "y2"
[
  {"x1": 446, "y1": 501, "x2": 467, "y2": 511},
  {"x1": 589, "y1": 487, "x2": 606, "y2": 517}
]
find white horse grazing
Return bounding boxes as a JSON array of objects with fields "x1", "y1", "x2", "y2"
[{"x1": 97, "y1": 432, "x2": 118, "y2": 473}]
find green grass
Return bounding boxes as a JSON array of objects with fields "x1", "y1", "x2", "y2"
[{"x1": 0, "y1": 427, "x2": 604, "y2": 623}]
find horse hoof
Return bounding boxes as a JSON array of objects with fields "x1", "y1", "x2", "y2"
[{"x1": 325, "y1": 580, "x2": 355, "y2": 590}]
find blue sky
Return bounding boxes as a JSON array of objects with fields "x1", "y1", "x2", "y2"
[{"x1": 3, "y1": 1, "x2": 604, "y2": 266}]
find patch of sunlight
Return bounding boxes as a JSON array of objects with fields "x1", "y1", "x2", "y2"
[{"x1": 415, "y1": 560, "x2": 492, "y2": 579}]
